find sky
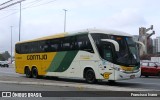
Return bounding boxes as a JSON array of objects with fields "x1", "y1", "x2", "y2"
[{"x1": 0, "y1": 0, "x2": 160, "y2": 53}]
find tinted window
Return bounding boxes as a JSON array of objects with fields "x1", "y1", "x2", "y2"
[
  {"x1": 62, "y1": 37, "x2": 72, "y2": 51},
  {"x1": 50, "y1": 39, "x2": 59, "y2": 51},
  {"x1": 91, "y1": 33, "x2": 109, "y2": 46},
  {"x1": 76, "y1": 34, "x2": 94, "y2": 53},
  {"x1": 15, "y1": 44, "x2": 20, "y2": 53},
  {"x1": 15, "y1": 34, "x2": 94, "y2": 54},
  {"x1": 91, "y1": 33, "x2": 109, "y2": 54},
  {"x1": 30, "y1": 42, "x2": 39, "y2": 53}
]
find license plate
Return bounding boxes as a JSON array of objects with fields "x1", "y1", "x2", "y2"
[{"x1": 130, "y1": 75, "x2": 135, "y2": 79}]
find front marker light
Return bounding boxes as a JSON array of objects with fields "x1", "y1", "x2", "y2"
[{"x1": 111, "y1": 65, "x2": 125, "y2": 72}]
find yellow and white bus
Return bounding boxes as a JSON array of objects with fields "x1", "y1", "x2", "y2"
[{"x1": 15, "y1": 29, "x2": 143, "y2": 83}]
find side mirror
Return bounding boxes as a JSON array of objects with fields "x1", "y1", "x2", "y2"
[
  {"x1": 101, "y1": 39, "x2": 119, "y2": 52},
  {"x1": 135, "y1": 41, "x2": 146, "y2": 54}
]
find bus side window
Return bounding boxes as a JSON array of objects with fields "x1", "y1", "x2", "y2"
[
  {"x1": 30, "y1": 42, "x2": 39, "y2": 53},
  {"x1": 62, "y1": 37, "x2": 71, "y2": 51},
  {"x1": 21, "y1": 43, "x2": 29, "y2": 54},
  {"x1": 43, "y1": 40, "x2": 51, "y2": 52},
  {"x1": 18, "y1": 43, "x2": 28, "y2": 54},
  {"x1": 20, "y1": 44, "x2": 24, "y2": 53},
  {"x1": 56, "y1": 36, "x2": 77, "y2": 51},
  {"x1": 58, "y1": 38, "x2": 63, "y2": 51},
  {"x1": 76, "y1": 34, "x2": 94, "y2": 53},
  {"x1": 15, "y1": 44, "x2": 20, "y2": 54},
  {"x1": 38, "y1": 41, "x2": 45, "y2": 52},
  {"x1": 49, "y1": 39, "x2": 59, "y2": 52},
  {"x1": 38, "y1": 41, "x2": 43, "y2": 53},
  {"x1": 70, "y1": 36, "x2": 76, "y2": 50},
  {"x1": 50, "y1": 43, "x2": 58, "y2": 52}
]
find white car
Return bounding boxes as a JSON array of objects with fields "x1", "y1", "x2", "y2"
[{"x1": 0, "y1": 61, "x2": 9, "y2": 67}]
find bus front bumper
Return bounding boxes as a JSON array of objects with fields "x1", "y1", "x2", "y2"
[{"x1": 114, "y1": 69, "x2": 141, "y2": 80}]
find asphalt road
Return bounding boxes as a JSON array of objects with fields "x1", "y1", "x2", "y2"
[
  {"x1": 0, "y1": 65, "x2": 160, "y2": 100},
  {"x1": 0, "y1": 83, "x2": 160, "y2": 100},
  {"x1": 0, "y1": 65, "x2": 160, "y2": 91}
]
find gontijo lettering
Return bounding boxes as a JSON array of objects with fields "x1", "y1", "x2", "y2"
[{"x1": 27, "y1": 54, "x2": 47, "y2": 60}]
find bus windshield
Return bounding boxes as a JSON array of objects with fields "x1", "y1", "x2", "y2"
[
  {"x1": 91, "y1": 33, "x2": 140, "y2": 67},
  {"x1": 110, "y1": 35, "x2": 140, "y2": 67}
]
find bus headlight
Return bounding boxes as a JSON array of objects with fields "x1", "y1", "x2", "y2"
[
  {"x1": 111, "y1": 66, "x2": 125, "y2": 72},
  {"x1": 119, "y1": 69, "x2": 125, "y2": 72},
  {"x1": 112, "y1": 66, "x2": 122, "y2": 71}
]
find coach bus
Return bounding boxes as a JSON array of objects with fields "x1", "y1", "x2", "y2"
[{"x1": 15, "y1": 29, "x2": 144, "y2": 83}]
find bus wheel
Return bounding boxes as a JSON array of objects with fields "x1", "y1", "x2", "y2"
[
  {"x1": 25, "y1": 67, "x2": 32, "y2": 78},
  {"x1": 108, "y1": 80, "x2": 116, "y2": 84},
  {"x1": 85, "y1": 69, "x2": 97, "y2": 84},
  {"x1": 32, "y1": 67, "x2": 38, "y2": 78}
]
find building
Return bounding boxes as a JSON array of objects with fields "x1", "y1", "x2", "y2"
[
  {"x1": 153, "y1": 38, "x2": 158, "y2": 53},
  {"x1": 133, "y1": 35, "x2": 154, "y2": 55},
  {"x1": 152, "y1": 36, "x2": 160, "y2": 54},
  {"x1": 147, "y1": 37, "x2": 153, "y2": 54},
  {"x1": 156, "y1": 37, "x2": 160, "y2": 53}
]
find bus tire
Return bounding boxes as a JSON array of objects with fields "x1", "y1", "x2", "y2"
[
  {"x1": 85, "y1": 69, "x2": 97, "y2": 84},
  {"x1": 108, "y1": 80, "x2": 116, "y2": 84},
  {"x1": 32, "y1": 67, "x2": 39, "y2": 78},
  {"x1": 25, "y1": 67, "x2": 32, "y2": 78}
]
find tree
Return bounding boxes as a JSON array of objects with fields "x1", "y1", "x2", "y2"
[
  {"x1": 3, "y1": 51, "x2": 11, "y2": 60},
  {"x1": 1, "y1": 51, "x2": 11, "y2": 61},
  {"x1": 0, "y1": 54, "x2": 5, "y2": 61}
]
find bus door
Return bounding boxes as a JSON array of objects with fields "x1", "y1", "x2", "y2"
[{"x1": 98, "y1": 42, "x2": 115, "y2": 80}]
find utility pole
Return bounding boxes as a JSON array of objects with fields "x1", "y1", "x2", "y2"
[
  {"x1": 63, "y1": 9, "x2": 67, "y2": 32},
  {"x1": 10, "y1": 26, "x2": 13, "y2": 63},
  {"x1": 0, "y1": 0, "x2": 25, "y2": 10},
  {"x1": 19, "y1": 2, "x2": 21, "y2": 41},
  {"x1": 0, "y1": 0, "x2": 25, "y2": 41}
]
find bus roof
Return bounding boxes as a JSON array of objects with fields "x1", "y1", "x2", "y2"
[
  {"x1": 70, "y1": 29, "x2": 132, "y2": 36},
  {"x1": 16, "y1": 29, "x2": 132, "y2": 44}
]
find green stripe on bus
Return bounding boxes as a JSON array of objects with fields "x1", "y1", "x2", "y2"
[
  {"x1": 47, "y1": 52, "x2": 67, "y2": 72},
  {"x1": 55, "y1": 51, "x2": 78, "y2": 72}
]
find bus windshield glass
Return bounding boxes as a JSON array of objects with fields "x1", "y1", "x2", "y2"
[
  {"x1": 110, "y1": 35, "x2": 140, "y2": 66},
  {"x1": 91, "y1": 33, "x2": 140, "y2": 67}
]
